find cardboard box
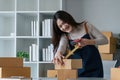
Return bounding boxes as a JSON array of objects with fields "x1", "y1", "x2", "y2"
[
  {"x1": 0, "y1": 57, "x2": 23, "y2": 67},
  {"x1": 111, "y1": 68, "x2": 120, "y2": 80},
  {"x1": 47, "y1": 70, "x2": 57, "y2": 77},
  {"x1": 0, "y1": 67, "x2": 30, "y2": 78},
  {"x1": 98, "y1": 37, "x2": 117, "y2": 54},
  {"x1": 100, "y1": 53, "x2": 113, "y2": 60},
  {"x1": 101, "y1": 31, "x2": 113, "y2": 38},
  {"x1": 0, "y1": 78, "x2": 31, "y2": 80},
  {"x1": 55, "y1": 59, "x2": 82, "y2": 69},
  {"x1": 57, "y1": 69, "x2": 77, "y2": 80},
  {"x1": 47, "y1": 69, "x2": 77, "y2": 80}
]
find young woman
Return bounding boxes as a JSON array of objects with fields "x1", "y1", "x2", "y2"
[{"x1": 52, "y1": 10, "x2": 108, "y2": 77}]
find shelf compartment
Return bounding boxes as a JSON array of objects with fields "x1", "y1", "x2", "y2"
[
  {"x1": 0, "y1": 39, "x2": 15, "y2": 57},
  {"x1": 24, "y1": 63, "x2": 38, "y2": 78},
  {"x1": 39, "y1": 0, "x2": 61, "y2": 11},
  {"x1": 17, "y1": 13, "x2": 38, "y2": 36},
  {"x1": 39, "y1": 13, "x2": 54, "y2": 36},
  {"x1": 17, "y1": 0, "x2": 38, "y2": 11},
  {"x1": 16, "y1": 38, "x2": 38, "y2": 62},
  {"x1": 16, "y1": 38, "x2": 37, "y2": 53},
  {"x1": 0, "y1": 0, "x2": 15, "y2": 11},
  {"x1": 39, "y1": 63, "x2": 54, "y2": 77},
  {"x1": 39, "y1": 38, "x2": 51, "y2": 49},
  {"x1": 0, "y1": 13, "x2": 15, "y2": 36},
  {"x1": 39, "y1": 38, "x2": 53, "y2": 62}
]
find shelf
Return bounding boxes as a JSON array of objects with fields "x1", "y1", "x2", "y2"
[
  {"x1": 0, "y1": 13, "x2": 15, "y2": 36},
  {"x1": 24, "y1": 61, "x2": 52, "y2": 64},
  {"x1": 0, "y1": 0, "x2": 15, "y2": 11},
  {"x1": 0, "y1": 39, "x2": 15, "y2": 57},
  {"x1": 39, "y1": 0, "x2": 61, "y2": 11},
  {"x1": 24, "y1": 63, "x2": 38, "y2": 78},
  {"x1": 16, "y1": 38, "x2": 37, "y2": 52},
  {"x1": 17, "y1": 0, "x2": 38, "y2": 11},
  {"x1": 39, "y1": 63, "x2": 54, "y2": 77},
  {"x1": 0, "y1": 0, "x2": 64, "y2": 78},
  {"x1": 39, "y1": 13, "x2": 53, "y2": 36},
  {"x1": 17, "y1": 13, "x2": 38, "y2": 36}
]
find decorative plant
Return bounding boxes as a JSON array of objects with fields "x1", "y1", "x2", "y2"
[{"x1": 16, "y1": 51, "x2": 29, "y2": 61}]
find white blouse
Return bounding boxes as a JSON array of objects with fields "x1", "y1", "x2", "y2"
[{"x1": 56, "y1": 22, "x2": 108, "y2": 54}]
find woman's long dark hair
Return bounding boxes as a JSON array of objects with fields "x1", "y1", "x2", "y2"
[{"x1": 52, "y1": 10, "x2": 83, "y2": 52}]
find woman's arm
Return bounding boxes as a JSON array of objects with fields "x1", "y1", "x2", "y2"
[
  {"x1": 87, "y1": 23, "x2": 108, "y2": 45},
  {"x1": 56, "y1": 34, "x2": 68, "y2": 54},
  {"x1": 53, "y1": 34, "x2": 68, "y2": 65}
]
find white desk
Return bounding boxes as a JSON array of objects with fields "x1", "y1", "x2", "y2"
[
  {"x1": 0, "y1": 78, "x2": 107, "y2": 80},
  {"x1": 68, "y1": 78, "x2": 107, "y2": 80},
  {"x1": 32, "y1": 77, "x2": 107, "y2": 80},
  {"x1": 0, "y1": 78, "x2": 31, "y2": 80}
]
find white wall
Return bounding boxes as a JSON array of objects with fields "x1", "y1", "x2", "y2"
[{"x1": 65, "y1": 0, "x2": 120, "y2": 34}]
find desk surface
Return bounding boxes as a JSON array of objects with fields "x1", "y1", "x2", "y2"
[
  {"x1": 0, "y1": 77, "x2": 107, "y2": 80},
  {"x1": 67, "y1": 78, "x2": 107, "y2": 80},
  {"x1": 32, "y1": 78, "x2": 107, "y2": 80}
]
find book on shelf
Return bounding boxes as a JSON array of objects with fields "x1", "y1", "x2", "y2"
[
  {"x1": 31, "y1": 20, "x2": 38, "y2": 36},
  {"x1": 29, "y1": 44, "x2": 39, "y2": 62},
  {"x1": 42, "y1": 44, "x2": 54, "y2": 61},
  {"x1": 42, "y1": 19, "x2": 53, "y2": 37}
]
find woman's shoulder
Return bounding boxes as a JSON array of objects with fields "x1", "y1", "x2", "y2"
[
  {"x1": 83, "y1": 21, "x2": 95, "y2": 29},
  {"x1": 79, "y1": 21, "x2": 91, "y2": 28},
  {"x1": 79, "y1": 20, "x2": 91, "y2": 27}
]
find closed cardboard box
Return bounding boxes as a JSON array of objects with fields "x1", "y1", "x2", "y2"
[
  {"x1": 100, "y1": 53, "x2": 113, "y2": 60},
  {"x1": 55, "y1": 59, "x2": 82, "y2": 69},
  {"x1": 47, "y1": 69, "x2": 77, "y2": 80},
  {"x1": 0, "y1": 67, "x2": 30, "y2": 78},
  {"x1": 0, "y1": 57, "x2": 23, "y2": 67},
  {"x1": 47, "y1": 70, "x2": 57, "y2": 77},
  {"x1": 101, "y1": 31, "x2": 113, "y2": 38},
  {"x1": 111, "y1": 68, "x2": 120, "y2": 80},
  {"x1": 0, "y1": 78, "x2": 31, "y2": 80},
  {"x1": 98, "y1": 37, "x2": 117, "y2": 54}
]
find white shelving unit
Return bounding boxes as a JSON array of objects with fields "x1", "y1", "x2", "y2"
[{"x1": 0, "y1": 0, "x2": 66, "y2": 78}]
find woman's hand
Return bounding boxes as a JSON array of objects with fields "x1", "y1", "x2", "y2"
[
  {"x1": 77, "y1": 38, "x2": 96, "y2": 47},
  {"x1": 52, "y1": 51, "x2": 64, "y2": 65}
]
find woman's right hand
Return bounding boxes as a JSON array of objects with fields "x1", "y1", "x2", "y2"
[{"x1": 52, "y1": 51, "x2": 64, "y2": 65}]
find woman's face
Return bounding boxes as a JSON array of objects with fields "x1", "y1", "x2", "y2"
[{"x1": 56, "y1": 19, "x2": 72, "y2": 33}]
